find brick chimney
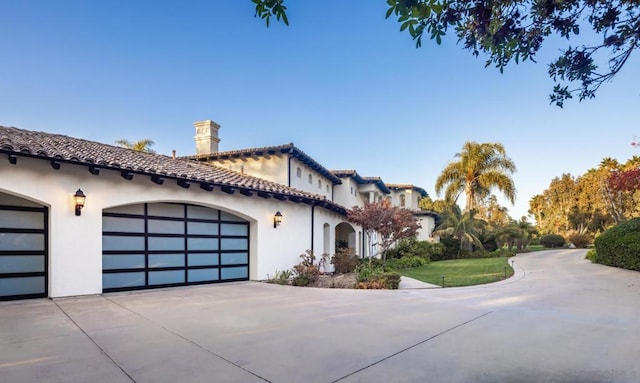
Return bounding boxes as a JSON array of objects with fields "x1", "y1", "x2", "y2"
[{"x1": 194, "y1": 120, "x2": 221, "y2": 155}]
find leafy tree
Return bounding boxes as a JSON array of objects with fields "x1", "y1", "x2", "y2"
[
  {"x1": 475, "y1": 194, "x2": 511, "y2": 231},
  {"x1": 115, "y1": 138, "x2": 156, "y2": 153},
  {"x1": 433, "y1": 206, "x2": 485, "y2": 255},
  {"x1": 252, "y1": 0, "x2": 640, "y2": 106},
  {"x1": 435, "y1": 141, "x2": 516, "y2": 213},
  {"x1": 348, "y1": 200, "x2": 421, "y2": 261},
  {"x1": 418, "y1": 196, "x2": 450, "y2": 213}
]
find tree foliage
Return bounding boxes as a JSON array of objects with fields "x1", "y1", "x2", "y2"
[
  {"x1": 253, "y1": 0, "x2": 640, "y2": 106},
  {"x1": 115, "y1": 138, "x2": 156, "y2": 153},
  {"x1": 433, "y1": 206, "x2": 485, "y2": 253},
  {"x1": 435, "y1": 141, "x2": 516, "y2": 212},
  {"x1": 348, "y1": 199, "x2": 421, "y2": 260},
  {"x1": 530, "y1": 156, "x2": 640, "y2": 238}
]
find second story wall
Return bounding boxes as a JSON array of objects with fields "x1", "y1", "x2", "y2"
[
  {"x1": 289, "y1": 158, "x2": 333, "y2": 200},
  {"x1": 208, "y1": 155, "x2": 289, "y2": 186},
  {"x1": 333, "y1": 177, "x2": 366, "y2": 208}
]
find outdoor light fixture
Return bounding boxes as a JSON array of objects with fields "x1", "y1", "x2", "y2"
[
  {"x1": 74, "y1": 189, "x2": 86, "y2": 216},
  {"x1": 273, "y1": 211, "x2": 282, "y2": 228}
]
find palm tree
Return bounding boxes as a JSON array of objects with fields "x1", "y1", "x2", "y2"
[
  {"x1": 433, "y1": 207, "x2": 485, "y2": 256},
  {"x1": 115, "y1": 138, "x2": 156, "y2": 153},
  {"x1": 435, "y1": 141, "x2": 516, "y2": 212}
]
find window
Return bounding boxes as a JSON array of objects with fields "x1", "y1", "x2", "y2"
[
  {"x1": 308, "y1": 174, "x2": 313, "y2": 184},
  {"x1": 400, "y1": 194, "x2": 406, "y2": 207},
  {"x1": 318, "y1": 180, "x2": 322, "y2": 189},
  {"x1": 296, "y1": 167, "x2": 301, "y2": 178},
  {"x1": 350, "y1": 186, "x2": 354, "y2": 195},
  {"x1": 326, "y1": 184, "x2": 330, "y2": 193}
]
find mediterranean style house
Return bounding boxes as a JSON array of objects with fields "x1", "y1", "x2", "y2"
[{"x1": 0, "y1": 120, "x2": 437, "y2": 301}]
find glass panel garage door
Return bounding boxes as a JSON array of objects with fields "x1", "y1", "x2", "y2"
[
  {"x1": 0, "y1": 196, "x2": 48, "y2": 301},
  {"x1": 102, "y1": 203, "x2": 249, "y2": 292}
]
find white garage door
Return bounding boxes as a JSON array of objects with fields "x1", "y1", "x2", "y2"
[
  {"x1": 102, "y1": 203, "x2": 249, "y2": 292},
  {"x1": 0, "y1": 193, "x2": 47, "y2": 301}
]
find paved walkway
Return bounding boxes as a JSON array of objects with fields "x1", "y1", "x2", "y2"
[
  {"x1": 398, "y1": 276, "x2": 440, "y2": 289},
  {"x1": 1, "y1": 249, "x2": 639, "y2": 382}
]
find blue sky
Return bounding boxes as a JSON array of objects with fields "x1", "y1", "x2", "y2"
[{"x1": 1, "y1": 1, "x2": 638, "y2": 219}]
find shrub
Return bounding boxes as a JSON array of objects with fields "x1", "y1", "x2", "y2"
[
  {"x1": 482, "y1": 237, "x2": 498, "y2": 252},
  {"x1": 386, "y1": 237, "x2": 439, "y2": 261},
  {"x1": 355, "y1": 263, "x2": 400, "y2": 289},
  {"x1": 291, "y1": 250, "x2": 321, "y2": 286},
  {"x1": 385, "y1": 256, "x2": 427, "y2": 269},
  {"x1": 331, "y1": 248, "x2": 359, "y2": 273},
  {"x1": 272, "y1": 270, "x2": 292, "y2": 285},
  {"x1": 566, "y1": 231, "x2": 592, "y2": 248},
  {"x1": 355, "y1": 262, "x2": 384, "y2": 283},
  {"x1": 593, "y1": 218, "x2": 640, "y2": 271},
  {"x1": 585, "y1": 248, "x2": 597, "y2": 262},
  {"x1": 540, "y1": 234, "x2": 566, "y2": 248},
  {"x1": 434, "y1": 237, "x2": 461, "y2": 261}
]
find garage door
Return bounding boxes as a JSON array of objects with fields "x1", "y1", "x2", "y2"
[
  {"x1": 102, "y1": 203, "x2": 249, "y2": 292},
  {"x1": 0, "y1": 194, "x2": 48, "y2": 301}
]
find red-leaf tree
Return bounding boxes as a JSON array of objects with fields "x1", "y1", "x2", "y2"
[
  {"x1": 347, "y1": 200, "x2": 421, "y2": 261},
  {"x1": 608, "y1": 168, "x2": 640, "y2": 192}
]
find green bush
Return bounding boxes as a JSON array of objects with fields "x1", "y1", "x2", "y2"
[
  {"x1": 355, "y1": 263, "x2": 400, "y2": 289},
  {"x1": 593, "y1": 218, "x2": 640, "y2": 271},
  {"x1": 386, "y1": 256, "x2": 428, "y2": 269},
  {"x1": 585, "y1": 248, "x2": 597, "y2": 262},
  {"x1": 434, "y1": 237, "x2": 461, "y2": 260},
  {"x1": 540, "y1": 234, "x2": 566, "y2": 248},
  {"x1": 386, "y1": 237, "x2": 440, "y2": 261},
  {"x1": 355, "y1": 262, "x2": 384, "y2": 283},
  {"x1": 331, "y1": 248, "x2": 359, "y2": 273}
]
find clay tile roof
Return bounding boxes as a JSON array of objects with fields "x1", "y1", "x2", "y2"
[
  {"x1": 361, "y1": 177, "x2": 391, "y2": 194},
  {"x1": 184, "y1": 143, "x2": 342, "y2": 185},
  {"x1": 0, "y1": 125, "x2": 346, "y2": 214},
  {"x1": 385, "y1": 183, "x2": 428, "y2": 197},
  {"x1": 330, "y1": 170, "x2": 365, "y2": 184}
]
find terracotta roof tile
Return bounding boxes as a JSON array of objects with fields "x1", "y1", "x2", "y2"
[{"x1": 0, "y1": 126, "x2": 346, "y2": 214}]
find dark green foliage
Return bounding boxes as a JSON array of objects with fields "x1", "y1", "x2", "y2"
[
  {"x1": 540, "y1": 234, "x2": 566, "y2": 248},
  {"x1": 385, "y1": 256, "x2": 428, "y2": 269},
  {"x1": 593, "y1": 218, "x2": 640, "y2": 271},
  {"x1": 482, "y1": 237, "x2": 498, "y2": 252},
  {"x1": 386, "y1": 237, "x2": 441, "y2": 261},
  {"x1": 331, "y1": 248, "x2": 359, "y2": 274},
  {"x1": 434, "y1": 237, "x2": 461, "y2": 260}
]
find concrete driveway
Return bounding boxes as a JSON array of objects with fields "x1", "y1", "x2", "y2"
[{"x1": 1, "y1": 249, "x2": 639, "y2": 383}]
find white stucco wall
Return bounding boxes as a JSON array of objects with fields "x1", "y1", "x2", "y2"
[
  {"x1": 333, "y1": 178, "x2": 365, "y2": 208},
  {"x1": 415, "y1": 215, "x2": 436, "y2": 242},
  {"x1": 1, "y1": 156, "x2": 347, "y2": 298},
  {"x1": 210, "y1": 155, "x2": 289, "y2": 186},
  {"x1": 288, "y1": 158, "x2": 333, "y2": 200}
]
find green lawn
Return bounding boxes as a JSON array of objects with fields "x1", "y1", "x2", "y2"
[{"x1": 397, "y1": 257, "x2": 514, "y2": 287}]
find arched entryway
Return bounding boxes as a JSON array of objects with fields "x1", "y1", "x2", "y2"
[
  {"x1": 102, "y1": 202, "x2": 249, "y2": 292},
  {"x1": 335, "y1": 222, "x2": 356, "y2": 253},
  {"x1": 0, "y1": 191, "x2": 48, "y2": 301}
]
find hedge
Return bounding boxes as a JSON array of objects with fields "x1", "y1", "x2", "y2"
[{"x1": 593, "y1": 218, "x2": 640, "y2": 271}]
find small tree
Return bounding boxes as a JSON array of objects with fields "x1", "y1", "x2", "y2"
[{"x1": 348, "y1": 200, "x2": 421, "y2": 261}]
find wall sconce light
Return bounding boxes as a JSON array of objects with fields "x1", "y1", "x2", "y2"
[
  {"x1": 74, "y1": 189, "x2": 86, "y2": 216},
  {"x1": 273, "y1": 211, "x2": 282, "y2": 228}
]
